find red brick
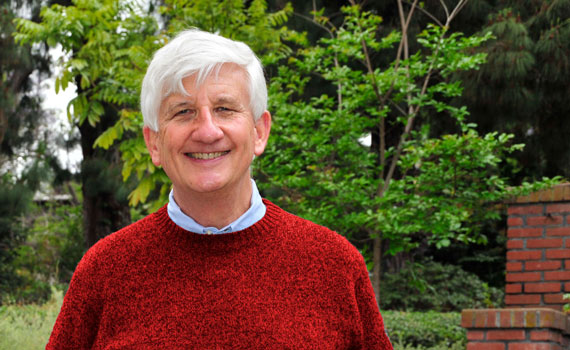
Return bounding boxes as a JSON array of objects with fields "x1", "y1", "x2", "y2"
[
  {"x1": 525, "y1": 282, "x2": 561, "y2": 293},
  {"x1": 461, "y1": 310, "x2": 473, "y2": 328},
  {"x1": 526, "y1": 260, "x2": 562, "y2": 271},
  {"x1": 565, "y1": 282, "x2": 570, "y2": 291},
  {"x1": 524, "y1": 309, "x2": 539, "y2": 327},
  {"x1": 507, "y1": 239, "x2": 524, "y2": 249},
  {"x1": 499, "y1": 310, "x2": 511, "y2": 327},
  {"x1": 507, "y1": 262, "x2": 523, "y2": 271},
  {"x1": 506, "y1": 272, "x2": 541, "y2": 282},
  {"x1": 507, "y1": 250, "x2": 542, "y2": 261},
  {"x1": 527, "y1": 215, "x2": 564, "y2": 226},
  {"x1": 508, "y1": 227, "x2": 543, "y2": 238},
  {"x1": 530, "y1": 330, "x2": 558, "y2": 341},
  {"x1": 467, "y1": 330, "x2": 485, "y2": 341},
  {"x1": 467, "y1": 343, "x2": 505, "y2": 350},
  {"x1": 508, "y1": 217, "x2": 524, "y2": 226},
  {"x1": 510, "y1": 343, "x2": 559, "y2": 350},
  {"x1": 508, "y1": 205, "x2": 544, "y2": 215},
  {"x1": 547, "y1": 203, "x2": 570, "y2": 213},
  {"x1": 505, "y1": 294, "x2": 541, "y2": 305},
  {"x1": 487, "y1": 329, "x2": 525, "y2": 340},
  {"x1": 546, "y1": 249, "x2": 570, "y2": 259},
  {"x1": 537, "y1": 309, "x2": 562, "y2": 328},
  {"x1": 547, "y1": 227, "x2": 570, "y2": 236},
  {"x1": 506, "y1": 283, "x2": 522, "y2": 293},
  {"x1": 545, "y1": 271, "x2": 570, "y2": 280},
  {"x1": 513, "y1": 309, "x2": 526, "y2": 326},
  {"x1": 527, "y1": 238, "x2": 563, "y2": 248},
  {"x1": 486, "y1": 310, "x2": 498, "y2": 327},
  {"x1": 474, "y1": 311, "x2": 487, "y2": 327},
  {"x1": 544, "y1": 293, "x2": 565, "y2": 304}
]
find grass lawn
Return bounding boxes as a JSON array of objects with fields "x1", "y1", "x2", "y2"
[{"x1": 0, "y1": 289, "x2": 61, "y2": 349}]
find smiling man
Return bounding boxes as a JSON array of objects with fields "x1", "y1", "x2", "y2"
[{"x1": 46, "y1": 29, "x2": 393, "y2": 349}]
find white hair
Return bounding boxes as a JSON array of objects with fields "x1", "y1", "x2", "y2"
[{"x1": 140, "y1": 29, "x2": 267, "y2": 131}]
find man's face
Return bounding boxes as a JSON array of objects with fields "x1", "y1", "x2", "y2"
[{"x1": 143, "y1": 64, "x2": 271, "y2": 199}]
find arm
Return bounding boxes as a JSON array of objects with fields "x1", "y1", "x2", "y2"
[
  {"x1": 354, "y1": 259, "x2": 393, "y2": 350},
  {"x1": 46, "y1": 248, "x2": 104, "y2": 349}
]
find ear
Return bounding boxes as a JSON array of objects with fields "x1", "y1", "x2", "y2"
[
  {"x1": 253, "y1": 111, "x2": 271, "y2": 156},
  {"x1": 143, "y1": 126, "x2": 162, "y2": 167}
]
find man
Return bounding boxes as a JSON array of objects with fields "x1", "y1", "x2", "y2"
[{"x1": 47, "y1": 29, "x2": 393, "y2": 349}]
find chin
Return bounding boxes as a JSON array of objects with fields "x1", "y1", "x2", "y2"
[{"x1": 191, "y1": 179, "x2": 227, "y2": 193}]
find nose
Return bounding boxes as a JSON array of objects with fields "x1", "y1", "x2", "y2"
[{"x1": 191, "y1": 107, "x2": 224, "y2": 143}]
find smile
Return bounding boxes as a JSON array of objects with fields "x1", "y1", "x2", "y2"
[{"x1": 186, "y1": 151, "x2": 230, "y2": 160}]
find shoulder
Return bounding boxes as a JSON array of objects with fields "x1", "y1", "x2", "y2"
[
  {"x1": 263, "y1": 199, "x2": 365, "y2": 267},
  {"x1": 78, "y1": 206, "x2": 170, "y2": 271}
]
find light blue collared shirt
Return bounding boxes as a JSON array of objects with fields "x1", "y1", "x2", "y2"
[{"x1": 167, "y1": 179, "x2": 266, "y2": 234}]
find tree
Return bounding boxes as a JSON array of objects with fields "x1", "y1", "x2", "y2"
[
  {"x1": 15, "y1": 0, "x2": 160, "y2": 247},
  {"x1": 0, "y1": 0, "x2": 59, "y2": 302},
  {"x1": 458, "y1": 0, "x2": 570, "y2": 181},
  {"x1": 256, "y1": 1, "x2": 558, "y2": 302}
]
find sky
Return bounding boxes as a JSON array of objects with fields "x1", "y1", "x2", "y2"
[{"x1": 41, "y1": 45, "x2": 82, "y2": 173}]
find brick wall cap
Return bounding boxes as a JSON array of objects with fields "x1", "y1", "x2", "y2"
[
  {"x1": 462, "y1": 308, "x2": 570, "y2": 333},
  {"x1": 508, "y1": 183, "x2": 570, "y2": 204}
]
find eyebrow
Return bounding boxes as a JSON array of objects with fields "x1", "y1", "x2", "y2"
[
  {"x1": 213, "y1": 95, "x2": 240, "y2": 106},
  {"x1": 165, "y1": 101, "x2": 193, "y2": 115},
  {"x1": 163, "y1": 94, "x2": 242, "y2": 115}
]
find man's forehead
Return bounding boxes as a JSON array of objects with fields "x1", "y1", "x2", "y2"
[{"x1": 162, "y1": 92, "x2": 241, "y2": 107}]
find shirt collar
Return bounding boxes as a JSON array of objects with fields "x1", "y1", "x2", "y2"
[{"x1": 167, "y1": 179, "x2": 266, "y2": 234}]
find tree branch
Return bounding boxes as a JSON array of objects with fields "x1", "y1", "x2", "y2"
[
  {"x1": 379, "y1": 0, "x2": 470, "y2": 197},
  {"x1": 402, "y1": 0, "x2": 444, "y2": 27}
]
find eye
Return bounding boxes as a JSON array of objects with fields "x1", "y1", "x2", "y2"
[
  {"x1": 215, "y1": 106, "x2": 232, "y2": 113},
  {"x1": 175, "y1": 109, "x2": 191, "y2": 116},
  {"x1": 172, "y1": 108, "x2": 197, "y2": 120}
]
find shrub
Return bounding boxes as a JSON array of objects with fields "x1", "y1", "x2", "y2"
[
  {"x1": 383, "y1": 310, "x2": 465, "y2": 349},
  {"x1": 0, "y1": 181, "x2": 33, "y2": 304},
  {"x1": 380, "y1": 260, "x2": 504, "y2": 311},
  {"x1": 6, "y1": 202, "x2": 84, "y2": 304}
]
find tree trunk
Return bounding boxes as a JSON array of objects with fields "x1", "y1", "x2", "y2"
[
  {"x1": 372, "y1": 236, "x2": 382, "y2": 305},
  {"x1": 79, "y1": 112, "x2": 131, "y2": 249}
]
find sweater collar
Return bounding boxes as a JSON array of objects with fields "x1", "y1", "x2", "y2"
[{"x1": 166, "y1": 179, "x2": 266, "y2": 234}]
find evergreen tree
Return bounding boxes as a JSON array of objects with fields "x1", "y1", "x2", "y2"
[
  {"x1": 0, "y1": 0, "x2": 55, "y2": 302},
  {"x1": 458, "y1": 0, "x2": 570, "y2": 181}
]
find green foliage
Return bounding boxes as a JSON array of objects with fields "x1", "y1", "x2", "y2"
[
  {"x1": 16, "y1": 202, "x2": 84, "y2": 284},
  {"x1": 0, "y1": 177, "x2": 33, "y2": 304},
  {"x1": 380, "y1": 260, "x2": 503, "y2": 312},
  {"x1": 2, "y1": 185, "x2": 84, "y2": 304},
  {"x1": 458, "y1": 1, "x2": 570, "y2": 180},
  {"x1": 0, "y1": 288, "x2": 62, "y2": 350},
  {"x1": 1, "y1": 0, "x2": 50, "y2": 162},
  {"x1": 258, "y1": 3, "x2": 560, "y2": 263},
  {"x1": 383, "y1": 310, "x2": 465, "y2": 349}
]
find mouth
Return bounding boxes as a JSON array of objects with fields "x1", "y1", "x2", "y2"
[{"x1": 185, "y1": 151, "x2": 230, "y2": 160}]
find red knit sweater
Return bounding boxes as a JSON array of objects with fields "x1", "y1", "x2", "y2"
[{"x1": 47, "y1": 200, "x2": 392, "y2": 349}]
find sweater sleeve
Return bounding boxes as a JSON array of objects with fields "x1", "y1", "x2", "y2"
[
  {"x1": 353, "y1": 258, "x2": 393, "y2": 350},
  {"x1": 46, "y1": 246, "x2": 105, "y2": 349}
]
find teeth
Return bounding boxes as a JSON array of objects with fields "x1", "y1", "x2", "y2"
[{"x1": 187, "y1": 151, "x2": 228, "y2": 159}]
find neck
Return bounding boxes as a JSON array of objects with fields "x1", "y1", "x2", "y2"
[{"x1": 172, "y1": 178, "x2": 253, "y2": 229}]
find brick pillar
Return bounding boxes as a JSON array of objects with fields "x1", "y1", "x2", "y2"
[
  {"x1": 506, "y1": 185, "x2": 570, "y2": 310},
  {"x1": 463, "y1": 184, "x2": 570, "y2": 349}
]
